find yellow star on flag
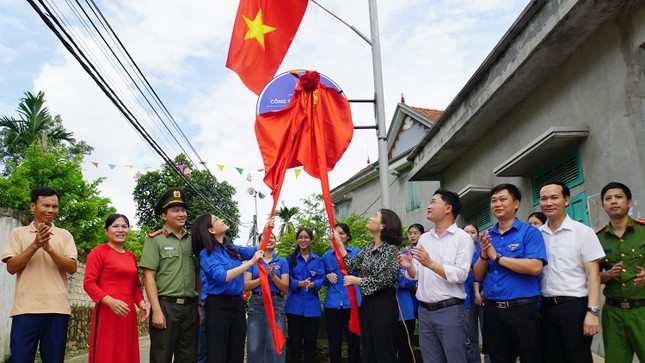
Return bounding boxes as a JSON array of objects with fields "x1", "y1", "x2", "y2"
[{"x1": 243, "y1": 9, "x2": 276, "y2": 49}]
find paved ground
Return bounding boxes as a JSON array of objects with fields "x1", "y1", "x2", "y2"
[
  {"x1": 65, "y1": 335, "x2": 605, "y2": 363},
  {"x1": 66, "y1": 335, "x2": 150, "y2": 363}
]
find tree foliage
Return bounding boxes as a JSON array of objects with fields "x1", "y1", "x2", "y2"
[
  {"x1": 132, "y1": 154, "x2": 240, "y2": 237},
  {"x1": 0, "y1": 147, "x2": 115, "y2": 257},
  {"x1": 274, "y1": 202, "x2": 299, "y2": 237},
  {"x1": 0, "y1": 91, "x2": 92, "y2": 175},
  {"x1": 275, "y1": 194, "x2": 371, "y2": 258}
]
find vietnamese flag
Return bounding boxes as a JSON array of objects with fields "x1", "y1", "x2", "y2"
[{"x1": 226, "y1": 0, "x2": 308, "y2": 94}]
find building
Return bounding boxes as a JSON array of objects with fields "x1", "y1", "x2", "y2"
[{"x1": 331, "y1": 102, "x2": 441, "y2": 230}]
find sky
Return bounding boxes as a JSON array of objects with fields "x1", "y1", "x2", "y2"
[{"x1": 0, "y1": 0, "x2": 529, "y2": 244}]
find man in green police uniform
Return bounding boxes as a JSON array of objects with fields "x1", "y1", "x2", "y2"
[
  {"x1": 596, "y1": 182, "x2": 645, "y2": 363},
  {"x1": 140, "y1": 187, "x2": 201, "y2": 363}
]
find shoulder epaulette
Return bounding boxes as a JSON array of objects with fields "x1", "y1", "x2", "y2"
[
  {"x1": 148, "y1": 230, "x2": 163, "y2": 237},
  {"x1": 634, "y1": 218, "x2": 645, "y2": 225},
  {"x1": 595, "y1": 225, "x2": 607, "y2": 234}
]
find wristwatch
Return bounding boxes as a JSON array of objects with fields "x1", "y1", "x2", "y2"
[
  {"x1": 587, "y1": 306, "x2": 600, "y2": 316},
  {"x1": 494, "y1": 253, "x2": 503, "y2": 264}
]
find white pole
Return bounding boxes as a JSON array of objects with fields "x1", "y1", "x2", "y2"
[{"x1": 367, "y1": 0, "x2": 390, "y2": 208}]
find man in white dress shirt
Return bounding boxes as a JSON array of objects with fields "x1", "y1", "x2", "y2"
[
  {"x1": 538, "y1": 181, "x2": 605, "y2": 363},
  {"x1": 398, "y1": 189, "x2": 474, "y2": 363}
]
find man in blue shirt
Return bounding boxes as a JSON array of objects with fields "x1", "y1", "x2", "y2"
[{"x1": 473, "y1": 183, "x2": 547, "y2": 363}]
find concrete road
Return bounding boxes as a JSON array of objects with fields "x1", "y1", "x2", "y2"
[{"x1": 65, "y1": 335, "x2": 150, "y2": 363}]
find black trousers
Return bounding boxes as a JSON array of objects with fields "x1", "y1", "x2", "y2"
[
  {"x1": 396, "y1": 319, "x2": 417, "y2": 363},
  {"x1": 361, "y1": 288, "x2": 398, "y2": 363},
  {"x1": 287, "y1": 314, "x2": 319, "y2": 363},
  {"x1": 540, "y1": 297, "x2": 593, "y2": 363},
  {"x1": 150, "y1": 300, "x2": 199, "y2": 363},
  {"x1": 205, "y1": 294, "x2": 246, "y2": 363},
  {"x1": 325, "y1": 307, "x2": 361, "y2": 363},
  {"x1": 483, "y1": 302, "x2": 541, "y2": 363}
]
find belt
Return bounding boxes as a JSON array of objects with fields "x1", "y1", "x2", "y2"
[
  {"x1": 486, "y1": 297, "x2": 538, "y2": 309},
  {"x1": 254, "y1": 292, "x2": 282, "y2": 297},
  {"x1": 541, "y1": 296, "x2": 583, "y2": 305},
  {"x1": 420, "y1": 298, "x2": 465, "y2": 311},
  {"x1": 158, "y1": 296, "x2": 197, "y2": 305},
  {"x1": 605, "y1": 297, "x2": 645, "y2": 309}
]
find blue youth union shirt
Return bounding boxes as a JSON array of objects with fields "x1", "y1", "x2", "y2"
[
  {"x1": 201, "y1": 245, "x2": 257, "y2": 296},
  {"x1": 284, "y1": 250, "x2": 325, "y2": 317},
  {"x1": 322, "y1": 246, "x2": 362, "y2": 309},
  {"x1": 248, "y1": 255, "x2": 290, "y2": 293}
]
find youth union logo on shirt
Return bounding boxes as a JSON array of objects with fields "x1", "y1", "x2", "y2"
[
  {"x1": 310, "y1": 270, "x2": 317, "y2": 277},
  {"x1": 508, "y1": 243, "x2": 519, "y2": 251}
]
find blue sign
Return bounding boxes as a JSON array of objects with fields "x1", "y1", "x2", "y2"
[{"x1": 256, "y1": 69, "x2": 344, "y2": 115}]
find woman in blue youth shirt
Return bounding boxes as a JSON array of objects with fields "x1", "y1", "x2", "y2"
[
  {"x1": 322, "y1": 223, "x2": 362, "y2": 363},
  {"x1": 244, "y1": 226, "x2": 290, "y2": 363},
  {"x1": 192, "y1": 213, "x2": 263, "y2": 363},
  {"x1": 285, "y1": 227, "x2": 325, "y2": 363},
  {"x1": 396, "y1": 223, "x2": 424, "y2": 363}
]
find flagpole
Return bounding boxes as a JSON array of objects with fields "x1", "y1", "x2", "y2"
[{"x1": 367, "y1": 0, "x2": 391, "y2": 208}]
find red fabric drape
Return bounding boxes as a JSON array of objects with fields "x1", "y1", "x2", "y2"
[{"x1": 255, "y1": 71, "x2": 361, "y2": 340}]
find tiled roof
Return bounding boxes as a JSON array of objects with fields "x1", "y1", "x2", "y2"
[{"x1": 412, "y1": 107, "x2": 443, "y2": 121}]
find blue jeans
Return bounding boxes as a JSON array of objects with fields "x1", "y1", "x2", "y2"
[
  {"x1": 466, "y1": 305, "x2": 490, "y2": 363},
  {"x1": 247, "y1": 294, "x2": 287, "y2": 363}
]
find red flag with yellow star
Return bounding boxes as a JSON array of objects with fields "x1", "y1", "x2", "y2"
[{"x1": 226, "y1": 0, "x2": 308, "y2": 94}]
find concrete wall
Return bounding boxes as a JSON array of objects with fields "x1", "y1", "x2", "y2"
[
  {"x1": 0, "y1": 216, "x2": 21, "y2": 358},
  {"x1": 336, "y1": 172, "x2": 439, "y2": 233},
  {"x1": 443, "y1": 3, "x2": 645, "y2": 224},
  {"x1": 439, "y1": 3, "x2": 644, "y2": 359}
]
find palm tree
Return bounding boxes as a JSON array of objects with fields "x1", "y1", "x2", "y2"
[
  {"x1": 274, "y1": 203, "x2": 300, "y2": 237},
  {"x1": 0, "y1": 91, "x2": 76, "y2": 156}
]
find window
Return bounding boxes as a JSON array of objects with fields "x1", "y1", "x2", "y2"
[
  {"x1": 404, "y1": 173, "x2": 421, "y2": 212},
  {"x1": 566, "y1": 192, "x2": 589, "y2": 226},
  {"x1": 531, "y1": 148, "x2": 584, "y2": 205},
  {"x1": 464, "y1": 203, "x2": 493, "y2": 230},
  {"x1": 336, "y1": 203, "x2": 349, "y2": 220}
]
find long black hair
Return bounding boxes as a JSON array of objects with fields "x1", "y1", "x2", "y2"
[
  {"x1": 191, "y1": 213, "x2": 240, "y2": 259},
  {"x1": 289, "y1": 227, "x2": 314, "y2": 268}
]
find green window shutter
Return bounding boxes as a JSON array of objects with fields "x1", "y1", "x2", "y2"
[
  {"x1": 464, "y1": 203, "x2": 493, "y2": 230},
  {"x1": 531, "y1": 149, "x2": 584, "y2": 205},
  {"x1": 404, "y1": 173, "x2": 421, "y2": 212},
  {"x1": 566, "y1": 192, "x2": 589, "y2": 226},
  {"x1": 337, "y1": 203, "x2": 349, "y2": 220}
]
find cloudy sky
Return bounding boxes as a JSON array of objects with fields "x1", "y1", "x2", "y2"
[{"x1": 0, "y1": 0, "x2": 528, "y2": 243}]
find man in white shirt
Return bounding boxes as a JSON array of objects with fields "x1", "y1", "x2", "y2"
[
  {"x1": 398, "y1": 189, "x2": 474, "y2": 363},
  {"x1": 538, "y1": 181, "x2": 605, "y2": 363}
]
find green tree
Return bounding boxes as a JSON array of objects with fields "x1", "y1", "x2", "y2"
[
  {"x1": 0, "y1": 91, "x2": 92, "y2": 174},
  {"x1": 274, "y1": 202, "x2": 300, "y2": 236},
  {"x1": 275, "y1": 194, "x2": 370, "y2": 258},
  {"x1": 132, "y1": 154, "x2": 240, "y2": 237},
  {"x1": 0, "y1": 147, "x2": 115, "y2": 257}
]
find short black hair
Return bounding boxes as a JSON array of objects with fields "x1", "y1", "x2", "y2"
[
  {"x1": 104, "y1": 213, "x2": 130, "y2": 229},
  {"x1": 540, "y1": 180, "x2": 570, "y2": 198},
  {"x1": 434, "y1": 188, "x2": 462, "y2": 219},
  {"x1": 379, "y1": 209, "x2": 403, "y2": 246},
  {"x1": 601, "y1": 182, "x2": 632, "y2": 200},
  {"x1": 490, "y1": 183, "x2": 522, "y2": 202},
  {"x1": 527, "y1": 212, "x2": 547, "y2": 224},
  {"x1": 30, "y1": 186, "x2": 60, "y2": 203}
]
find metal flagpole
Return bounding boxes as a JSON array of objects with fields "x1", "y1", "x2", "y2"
[
  {"x1": 310, "y1": 0, "x2": 391, "y2": 208},
  {"x1": 367, "y1": 0, "x2": 390, "y2": 208}
]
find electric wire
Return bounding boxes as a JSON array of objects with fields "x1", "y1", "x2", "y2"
[{"x1": 27, "y1": 0, "x2": 243, "y2": 225}]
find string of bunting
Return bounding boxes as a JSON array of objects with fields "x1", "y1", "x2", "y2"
[{"x1": 83, "y1": 161, "x2": 304, "y2": 181}]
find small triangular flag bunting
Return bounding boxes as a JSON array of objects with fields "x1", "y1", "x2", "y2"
[
  {"x1": 92, "y1": 162, "x2": 99, "y2": 168},
  {"x1": 218, "y1": 164, "x2": 225, "y2": 171},
  {"x1": 108, "y1": 164, "x2": 116, "y2": 170},
  {"x1": 176, "y1": 164, "x2": 185, "y2": 172},
  {"x1": 294, "y1": 169, "x2": 302, "y2": 179},
  {"x1": 235, "y1": 167, "x2": 243, "y2": 175}
]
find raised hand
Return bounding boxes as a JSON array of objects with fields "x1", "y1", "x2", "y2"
[{"x1": 398, "y1": 248, "x2": 413, "y2": 269}]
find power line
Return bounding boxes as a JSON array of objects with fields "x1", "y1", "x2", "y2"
[{"x1": 27, "y1": 0, "x2": 243, "y2": 225}]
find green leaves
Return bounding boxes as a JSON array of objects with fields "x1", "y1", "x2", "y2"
[
  {"x1": 0, "y1": 147, "x2": 115, "y2": 258},
  {"x1": 132, "y1": 154, "x2": 241, "y2": 237}
]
